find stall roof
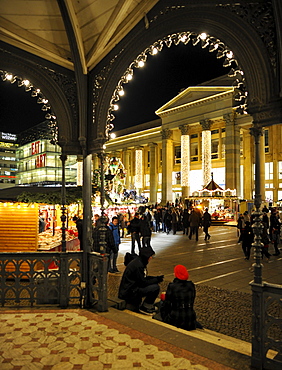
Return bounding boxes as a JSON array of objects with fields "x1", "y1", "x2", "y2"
[
  {"x1": 202, "y1": 179, "x2": 223, "y2": 191},
  {"x1": 0, "y1": 186, "x2": 63, "y2": 201}
]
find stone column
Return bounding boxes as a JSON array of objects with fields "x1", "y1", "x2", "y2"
[
  {"x1": 200, "y1": 119, "x2": 212, "y2": 186},
  {"x1": 135, "y1": 147, "x2": 143, "y2": 195},
  {"x1": 149, "y1": 143, "x2": 158, "y2": 204},
  {"x1": 224, "y1": 113, "x2": 240, "y2": 195},
  {"x1": 243, "y1": 129, "x2": 253, "y2": 200},
  {"x1": 161, "y1": 129, "x2": 173, "y2": 204},
  {"x1": 179, "y1": 124, "x2": 190, "y2": 199},
  {"x1": 123, "y1": 149, "x2": 131, "y2": 189}
]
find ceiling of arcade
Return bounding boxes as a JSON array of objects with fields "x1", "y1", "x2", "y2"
[{"x1": 0, "y1": 0, "x2": 159, "y2": 72}]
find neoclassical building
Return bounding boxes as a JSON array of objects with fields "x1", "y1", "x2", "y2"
[{"x1": 103, "y1": 76, "x2": 282, "y2": 206}]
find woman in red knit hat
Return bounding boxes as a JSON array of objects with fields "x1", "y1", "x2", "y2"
[{"x1": 159, "y1": 264, "x2": 202, "y2": 330}]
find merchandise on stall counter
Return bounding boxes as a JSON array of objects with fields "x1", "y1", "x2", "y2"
[{"x1": 37, "y1": 227, "x2": 79, "y2": 251}]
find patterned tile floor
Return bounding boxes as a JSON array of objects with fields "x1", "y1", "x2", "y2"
[{"x1": 0, "y1": 309, "x2": 235, "y2": 370}]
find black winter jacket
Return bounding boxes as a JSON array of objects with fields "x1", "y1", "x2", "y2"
[{"x1": 118, "y1": 253, "x2": 158, "y2": 304}]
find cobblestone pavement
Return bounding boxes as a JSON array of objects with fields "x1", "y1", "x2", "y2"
[{"x1": 0, "y1": 309, "x2": 236, "y2": 370}]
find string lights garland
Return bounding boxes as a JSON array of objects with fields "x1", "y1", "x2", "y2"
[
  {"x1": 0, "y1": 70, "x2": 58, "y2": 144},
  {"x1": 106, "y1": 31, "x2": 248, "y2": 138}
]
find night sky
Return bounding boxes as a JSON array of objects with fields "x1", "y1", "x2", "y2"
[{"x1": 0, "y1": 42, "x2": 227, "y2": 135}]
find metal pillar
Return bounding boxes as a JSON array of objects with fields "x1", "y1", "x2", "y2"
[
  {"x1": 250, "y1": 125, "x2": 264, "y2": 369},
  {"x1": 60, "y1": 151, "x2": 67, "y2": 252},
  {"x1": 81, "y1": 153, "x2": 93, "y2": 308},
  {"x1": 98, "y1": 151, "x2": 108, "y2": 254}
]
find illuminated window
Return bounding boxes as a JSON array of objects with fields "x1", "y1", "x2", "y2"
[
  {"x1": 265, "y1": 162, "x2": 273, "y2": 180},
  {"x1": 190, "y1": 142, "x2": 198, "y2": 162},
  {"x1": 278, "y1": 162, "x2": 282, "y2": 179},
  {"x1": 174, "y1": 146, "x2": 181, "y2": 164},
  {"x1": 211, "y1": 139, "x2": 219, "y2": 159},
  {"x1": 264, "y1": 129, "x2": 269, "y2": 153}
]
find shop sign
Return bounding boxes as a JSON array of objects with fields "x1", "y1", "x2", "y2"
[
  {"x1": 1, "y1": 132, "x2": 17, "y2": 141},
  {"x1": 36, "y1": 153, "x2": 46, "y2": 168},
  {"x1": 31, "y1": 140, "x2": 41, "y2": 155}
]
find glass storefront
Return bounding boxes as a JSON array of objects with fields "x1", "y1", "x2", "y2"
[{"x1": 16, "y1": 139, "x2": 77, "y2": 186}]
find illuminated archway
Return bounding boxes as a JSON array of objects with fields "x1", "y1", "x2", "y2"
[{"x1": 105, "y1": 31, "x2": 247, "y2": 139}]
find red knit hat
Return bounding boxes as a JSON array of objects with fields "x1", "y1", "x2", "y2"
[{"x1": 174, "y1": 265, "x2": 189, "y2": 280}]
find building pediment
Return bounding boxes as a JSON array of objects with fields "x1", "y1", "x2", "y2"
[{"x1": 156, "y1": 86, "x2": 234, "y2": 117}]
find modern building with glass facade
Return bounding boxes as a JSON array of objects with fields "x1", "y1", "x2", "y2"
[
  {"x1": 16, "y1": 122, "x2": 78, "y2": 187},
  {"x1": 0, "y1": 131, "x2": 18, "y2": 189}
]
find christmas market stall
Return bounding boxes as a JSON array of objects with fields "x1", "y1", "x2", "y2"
[{"x1": 185, "y1": 178, "x2": 238, "y2": 222}]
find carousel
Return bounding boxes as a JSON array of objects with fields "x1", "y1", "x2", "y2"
[{"x1": 185, "y1": 175, "x2": 238, "y2": 222}]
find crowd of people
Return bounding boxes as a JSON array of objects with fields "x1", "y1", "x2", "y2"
[
  {"x1": 72, "y1": 203, "x2": 282, "y2": 331},
  {"x1": 237, "y1": 206, "x2": 282, "y2": 261}
]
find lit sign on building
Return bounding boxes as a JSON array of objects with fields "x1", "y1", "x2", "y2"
[
  {"x1": 36, "y1": 153, "x2": 46, "y2": 168},
  {"x1": 30, "y1": 141, "x2": 46, "y2": 168},
  {"x1": 1, "y1": 132, "x2": 17, "y2": 142},
  {"x1": 31, "y1": 141, "x2": 40, "y2": 155}
]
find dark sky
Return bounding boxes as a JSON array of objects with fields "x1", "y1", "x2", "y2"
[{"x1": 0, "y1": 42, "x2": 227, "y2": 134}]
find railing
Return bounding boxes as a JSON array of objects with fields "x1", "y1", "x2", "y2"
[
  {"x1": 0, "y1": 251, "x2": 108, "y2": 311},
  {"x1": 251, "y1": 281, "x2": 282, "y2": 370}
]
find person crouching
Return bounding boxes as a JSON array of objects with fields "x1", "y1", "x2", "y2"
[{"x1": 118, "y1": 246, "x2": 164, "y2": 315}]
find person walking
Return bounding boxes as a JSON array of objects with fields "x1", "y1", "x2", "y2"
[
  {"x1": 181, "y1": 209, "x2": 190, "y2": 236},
  {"x1": 202, "y1": 208, "x2": 212, "y2": 241},
  {"x1": 140, "y1": 214, "x2": 152, "y2": 248},
  {"x1": 127, "y1": 212, "x2": 141, "y2": 255},
  {"x1": 171, "y1": 208, "x2": 179, "y2": 235},
  {"x1": 188, "y1": 208, "x2": 201, "y2": 241},
  {"x1": 108, "y1": 216, "x2": 121, "y2": 273},
  {"x1": 164, "y1": 209, "x2": 172, "y2": 234},
  {"x1": 269, "y1": 209, "x2": 281, "y2": 256},
  {"x1": 239, "y1": 221, "x2": 253, "y2": 260}
]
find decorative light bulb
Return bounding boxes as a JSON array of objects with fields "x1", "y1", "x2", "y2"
[{"x1": 199, "y1": 33, "x2": 207, "y2": 40}]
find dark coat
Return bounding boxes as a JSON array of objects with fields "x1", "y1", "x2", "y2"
[
  {"x1": 160, "y1": 278, "x2": 197, "y2": 330},
  {"x1": 127, "y1": 217, "x2": 141, "y2": 234},
  {"x1": 139, "y1": 218, "x2": 152, "y2": 237},
  {"x1": 182, "y1": 210, "x2": 190, "y2": 228},
  {"x1": 92, "y1": 226, "x2": 117, "y2": 254},
  {"x1": 202, "y1": 211, "x2": 211, "y2": 227},
  {"x1": 118, "y1": 249, "x2": 158, "y2": 306}
]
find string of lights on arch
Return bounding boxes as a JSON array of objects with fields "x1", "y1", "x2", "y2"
[
  {"x1": 107, "y1": 31, "x2": 248, "y2": 139},
  {"x1": 0, "y1": 70, "x2": 58, "y2": 144}
]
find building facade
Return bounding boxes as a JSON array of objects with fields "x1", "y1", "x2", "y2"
[
  {"x1": 16, "y1": 122, "x2": 79, "y2": 187},
  {"x1": 103, "y1": 83, "x2": 282, "y2": 207},
  {"x1": 0, "y1": 131, "x2": 18, "y2": 189}
]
